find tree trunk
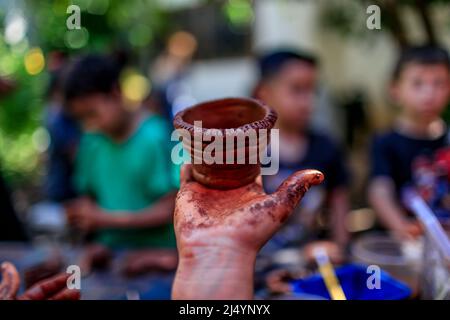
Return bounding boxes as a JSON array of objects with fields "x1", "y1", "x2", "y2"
[
  {"x1": 415, "y1": 0, "x2": 438, "y2": 45},
  {"x1": 376, "y1": 0, "x2": 410, "y2": 48}
]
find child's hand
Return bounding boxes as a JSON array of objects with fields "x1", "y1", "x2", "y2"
[
  {"x1": 1, "y1": 262, "x2": 80, "y2": 300},
  {"x1": 392, "y1": 220, "x2": 423, "y2": 241},
  {"x1": 175, "y1": 164, "x2": 324, "y2": 257},
  {"x1": 265, "y1": 269, "x2": 308, "y2": 294},
  {"x1": 18, "y1": 273, "x2": 80, "y2": 300},
  {"x1": 78, "y1": 244, "x2": 112, "y2": 277},
  {"x1": 66, "y1": 197, "x2": 108, "y2": 232},
  {"x1": 405, "y1": 220, "x2": 423, "y2": 238},
  {"x1": 172, "y1": 164, "x2": 323, "y2": 299}
]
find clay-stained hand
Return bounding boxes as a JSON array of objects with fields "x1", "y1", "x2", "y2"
[
  {"x1": 0, "y1": 262, "x2": 20, "y2": 300},
  {"x1": 18, "y1": 273, "x2": 80, "y2": 300},
  {"x1": 1, "y1": 262, "x2": 80, "y2": 300},
  {"x1": 174, "y1": 164, "x2": 324, "y2": 256}
]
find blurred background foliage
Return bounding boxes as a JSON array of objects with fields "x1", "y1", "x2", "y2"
[
  {"x1": 319, "y1": 0, "x2": 450, "y2": 124},
  {"x1": 0, "y1": 0, "x2": 253, "y2": 188},
  {"x1": 3, "y1": 0, "x2": 450, "y2": 188},
  {"x1": 319, "y1": 0, "x2": 450, "y2": 47}
]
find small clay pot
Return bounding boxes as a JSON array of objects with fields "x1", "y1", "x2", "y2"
[{"x1": 173, "y1": 97, "x2": 277, "y2": 189}]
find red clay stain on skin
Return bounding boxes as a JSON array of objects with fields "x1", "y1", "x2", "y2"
[
  {"x1": 285, "y1": 184, "x2": 308, "y2": 207},
  {"x1": 197, "y1": 220, "x2": 214, "y2": 228},
  {"x1": 277, "y1": 172, "x2": 323, "y2": 222},
  {"x1": 263, "y1": 199, "x2": 276, "y2": 208},
  {"x1": 176, "y1": 191, "x2": 184, "y2": 202},
  {"x1": 250, "y1": 203, "x2": 262, "y2": 214},
  {"x1": 276, "y1": 183, "x2": 310, "y2": 223},
  {"x1": 180, "y1": 220, "x2": 194, "y2": 237},
  {"x1": 279, "y1": 210, "x2": 290, "y2": 223},
  {"x1": 245, "y1": 216, "x2": 259, "y2": 226},
  {"x1": 244, "y1": 201, "x2": 263, "y2": 225},
  {"x1": 314, "y1": 173, "x2": 323, "y2": 183},
  {"x1": 261, "y1": 199, "x2": 276, "y2": 221},
  {"x1": 0, "y1": 263, "x2": 19, "y2": 300},
  {"x1": 197, "y1": 207, "x2": 208, "y2": 217},
  {"x1": 182, "y1": 248, "x2": 195, "y2": 259}
]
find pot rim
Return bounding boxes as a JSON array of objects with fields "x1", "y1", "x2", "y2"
[{"x1": 173, "y1": 97, "x2": 277, "y2": 136}]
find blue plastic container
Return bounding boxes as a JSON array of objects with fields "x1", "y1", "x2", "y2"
[{"x1": 290, "y1": 263, "x2": 412, "y2": 300}]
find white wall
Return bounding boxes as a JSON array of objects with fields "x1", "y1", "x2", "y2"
[
  {"x1": 253, "y1": 0, "x2": 318, "y2": 53},
  {"x1": 188, "y1": 58, "x2": 257, "y2": 102}
]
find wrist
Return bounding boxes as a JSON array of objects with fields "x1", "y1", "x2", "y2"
[
  {"x1": 393, "y1": 218, "x2": 410, "y2": 232},
  {"x1": 95, "y1": 210, "x2": 117, "y2": 229},
  {"x1": 98, "y1": 210, "x2": 141, "y2": 229},
  {"x1": 172, "y1": 244, "x2": 257, "y2": 300}
]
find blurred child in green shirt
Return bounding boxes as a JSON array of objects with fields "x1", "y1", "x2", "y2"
[{"x1": 63, "y1": 55, "x2": 178, "y2": 274}]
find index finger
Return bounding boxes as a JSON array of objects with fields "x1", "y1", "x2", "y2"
[{"x1": 19, "y1": 273, "x2": 70, "y2": 300}]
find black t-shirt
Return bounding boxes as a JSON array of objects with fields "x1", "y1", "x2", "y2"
[
  {"x1": 263, "y1": 130, "x2": 349, "y2": 194},
  {"x1": 0, "y1": 173, "x2": 28, "y2": 241},
  {"x1": 370, "y1": 129, "x2": 449, "y2": 195},
  {"x1": 260, "y1": 130, "x2": 349, "y2": 249}
]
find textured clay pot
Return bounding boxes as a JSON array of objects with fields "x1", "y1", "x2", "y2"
[{"x1": 173, "y1": 97, "x2": 277, "y2": 189}]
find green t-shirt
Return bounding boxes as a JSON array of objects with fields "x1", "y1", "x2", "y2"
[{"x1": 74, "y1": 114, "x2": 179, "y2": 249}]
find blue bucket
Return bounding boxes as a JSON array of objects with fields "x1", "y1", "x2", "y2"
[{"x1": 290, "y1": 263, "x2": 412, "y2": 300}]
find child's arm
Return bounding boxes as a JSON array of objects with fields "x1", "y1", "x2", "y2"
[
  {"x1": 172, "y1": 165, "x2": 324, "y2": 299},
  {"x1": 329, "y1": 186, "x2": 350, "y2": 248},
  {"x1": 368, "y1": 176, "x2": 415, "y2": 240},
  {"x1": 103, "y1": 192, "x2": 176, "y2": 228},
  {"x1": 368, "y1": 135, "x2": 421, "y2": 240},
  {"x1": 67, "y1": 192, "x2": 176, "y2": 231}
]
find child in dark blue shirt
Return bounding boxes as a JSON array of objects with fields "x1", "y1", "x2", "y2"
[
  {"x1": 255, "y1": 50, "x2": 350, "y2": 248},
  {"x1": 369, "y1": 45, "x2": 450, "y2": 240}
]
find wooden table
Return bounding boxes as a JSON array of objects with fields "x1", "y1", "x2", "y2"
[{"x1": 0, "y1": 242, "x2": 174, "y2": 300}]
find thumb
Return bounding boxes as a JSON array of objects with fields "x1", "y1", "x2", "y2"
[
  {"x1": 272, "y1": 169, "x2": 324, "y2": 222},
  {"x1": 0, "y1": 262, "x2": 20, "y2": 300}
]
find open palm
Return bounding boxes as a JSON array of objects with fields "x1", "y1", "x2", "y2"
[{"x1": 174, "y1": 165, "x2": 324, "y2": 254}]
